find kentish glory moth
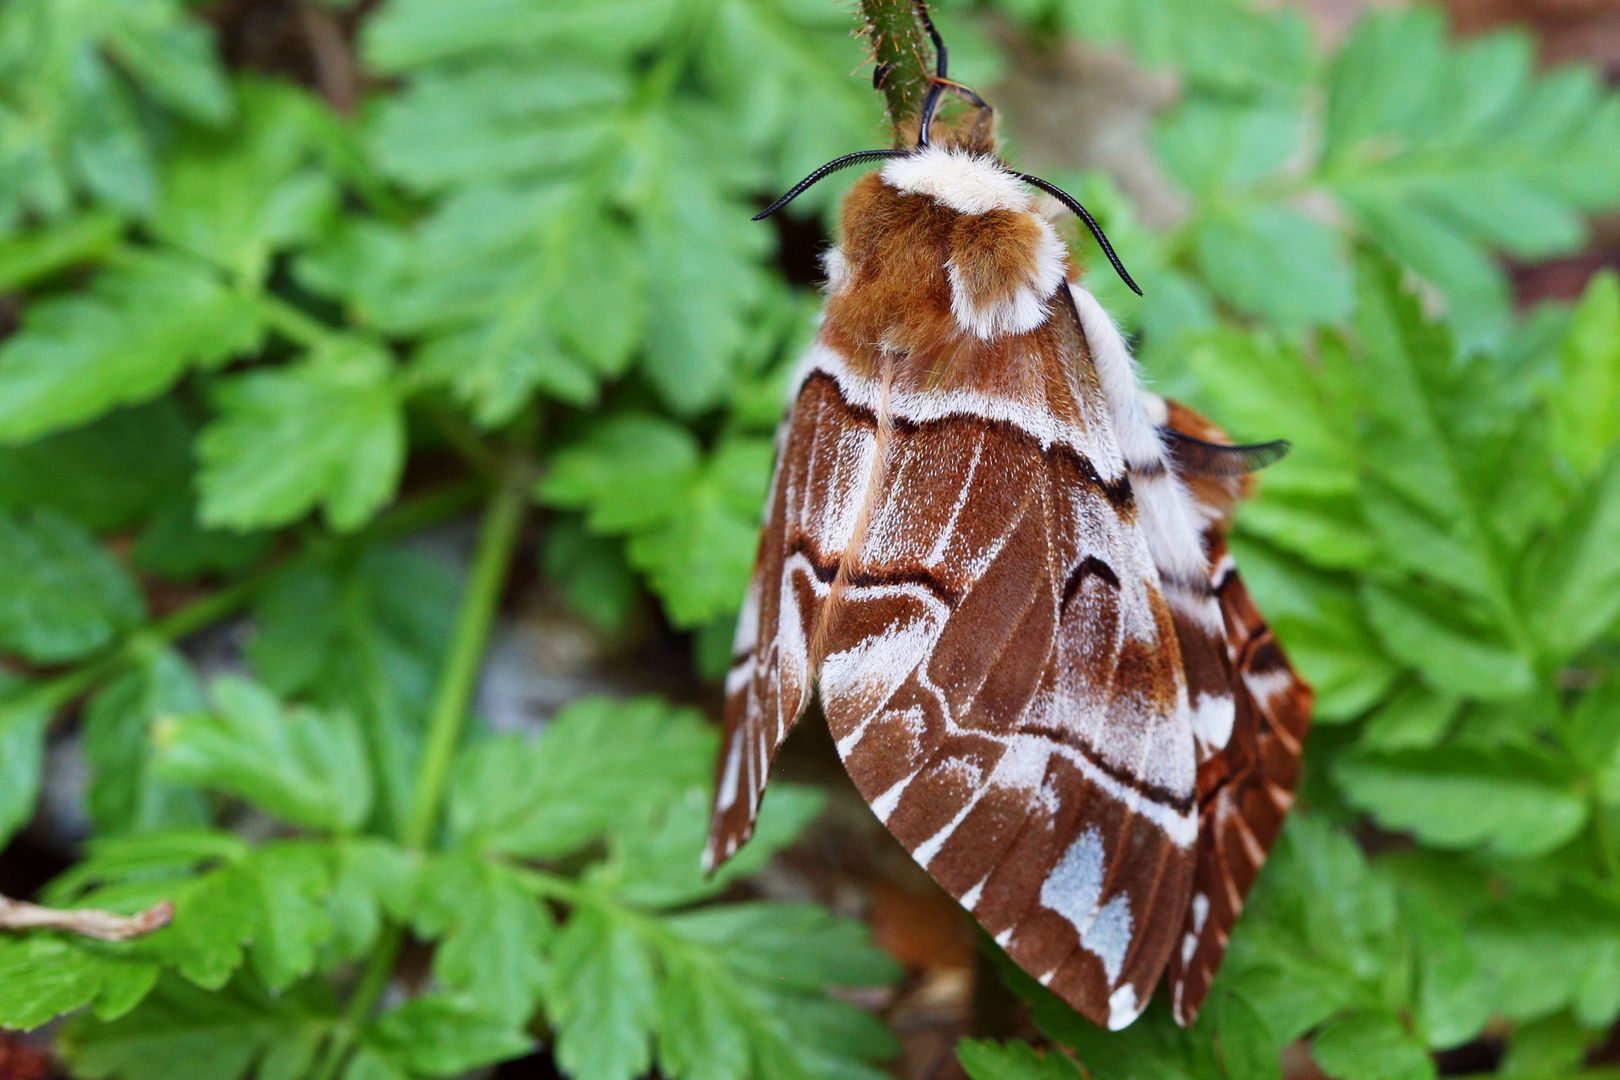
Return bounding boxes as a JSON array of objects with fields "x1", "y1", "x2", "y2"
[{"x1": 704, "y1": 9, "x2": 1311, "y2": 1031}]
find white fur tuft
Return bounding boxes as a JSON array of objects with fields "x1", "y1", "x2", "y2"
[
  {"x1": 945, "y1": 264, "x2": 1047, "y2": 339},
  {"x1": 945, "y1": 215, "x2": 1069, "y2": 340},
  {"x1": 820, "y1": 245, "x2": 850, "y2": 295},
  {"x1": 880, "y1": 146, "x2": 1031, "y2": 215}
]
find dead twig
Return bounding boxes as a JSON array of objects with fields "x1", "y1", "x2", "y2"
[
  {"x1": 0, "y1": 896, "x2": 173, "y2": 943},
  {"x1": 299, "y1": 2, "x2": 360, "y2": 114}
]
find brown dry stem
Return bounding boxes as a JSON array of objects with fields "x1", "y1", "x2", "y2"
[{"x1": 0, "y1": 895, "x2": 174, "y2": 942}]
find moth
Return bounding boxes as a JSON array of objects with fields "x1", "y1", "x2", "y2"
[{"x1": 705, "y1": 10, "x2": 1311, "y2": 1031}]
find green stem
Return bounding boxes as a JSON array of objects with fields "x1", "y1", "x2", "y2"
[
  {"x1": 311, "y1": 460, "x2": 530, "y2": 1080},
  {"x1": 402, "y1": 471, "x2": 527, "y2": 848},
  {"x1": 0, "y1": 483, "x2": 481, "y2": 728},
  {"x1": 251, "y1": 290, "x2": 337, "y2": 350},
  {"x1": 417, "y1": 403, "x2": 504, "y2": 482},
  {"x1": 860, "y1": 0, "x2": 933, "y2": 136}
]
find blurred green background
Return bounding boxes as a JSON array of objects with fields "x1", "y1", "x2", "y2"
[{"x1": 1, "y1": 0, "x2": 1619, "y2": 1077}]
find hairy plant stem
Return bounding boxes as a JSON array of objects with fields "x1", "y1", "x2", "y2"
[
  {"x1": 0, "y1": 482, "x2": 481, "y2": 730},
  {"x1": 859, "y1": 0, "x2": 933, "y2": 136},
  {"x1": 311, "y1": 453, "x2": 531, "y2": 1080}
]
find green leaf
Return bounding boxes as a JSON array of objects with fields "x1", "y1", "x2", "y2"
[
  {"x1": 1361, "y1": 583, "x2": 1532, "y2": 701},
  {"x1": 1472, "y1": 894, "x2": 1620, "y2": 1023},
  {"x1": 1519, "y1": 450, "x2": 1620, "y2": 661},
  {"x1": 638, "y1": 141, "x2": 772, "y2": 413},
  {"x1": 1323, "y1": 11, "x2": 1620, "y2": 342},
  {"x1": 1217, "y1": 817, "x2": 1399, "y2": 1040},
  {"x1": 197, "y1": 338, "x2": 405, "y2": 532},
  {"x1": 367, "y1": 60, "x2": 630, "y2": 194},
  {"x1": 1189, "y1": 205, "x2": 1352, "y2": 328},
  {"x1": 0, "y1": 400, "x2": 191, "y2": 530},
  {"x1": 1311, "y1": 1011, "x2": 1435, "y2": 1080},
  {"x1": 155, "y1": 676, "x2": 372, "y2": 833},
  {"x1": 607, "y1": 783, "x2": 825, "y2": 908},
  {"x1": 656, "y1": 903, "x2": 900, "y2": 1080},
  {"x1": 413, "y1": 853, "x2": 551, "y2": 1023},
  {"x1": 959, "y1": 1040, "x2": 1081, "y2": 1080},
  {"x1": 66, "y1": 836, "x2": 336, "y2": 991},
  {"x1": 666, "y1": 903, "x2": 899, "y2": 993},
  {"x1": 1569, "y1": 670, "x2": 1620, "y2": 776},
  {"x1": 1028, "y1": 994, "x2": 1220, "y2": 1080},
  {"x1": 1053, "y1": 0, "x2": 1312, "y2": 98},
  {"x1": 0, "y1": 700, "x2": 48, "y2": 849},
  {"x1": 1226, "y1": 540, "x2": 1396, "y2": 721},
  {"x1": 240, "y1": 843, "x2": 341, "y2": 990},
  {"x1": 541, "y1": 517, "x2": 642, "y2": 633},
  {"x1": 0, "y1": 0, "x2": 231, "y2": 224},
  {"x1": 363, "y1": 994, "x2": 533, "y2": 1076},
  {"x1": 389, "y1": 185, "x2": 645, "y2": 422},
  {"x1": 625, "y1": 436, "x2": 773, "y2": 628},
  {"x1": 1403, "y1": 898, "x2": 1490, "y2": 1049},
  {"x1": 325, "y1": 839, "x2": 418, "y2": 962},
  {"x1": 0, "y1": 935, "x2": 160, "y2": 1031},
  {"x1": 149, "y1": 80, "x2": 336, "y2": 283},
  {"x1": 361, "y1": 0, "x2": 675, "y2": 73},
  {"x1": 133, "y1": 498, "x2": 274, "y2": 581},
  {"x1": 538, "y1": 414, "x2": 703, "y2": 532},
  {"x1": 83, "y1": 648, "x2": 211, "y2": 836},
  {"x1": 0, "y1": 250, "x2": 259, "y2": 443},
  {"x1": 0, "y1": 210, "x2": 123, "y2": 291},
  {"x1": 60, "y1": 976, "x2": 333, "y2": 1080},
  {"x1": 547, "y1": 904, "x2": 658, "y2": 1080},
  {"x1": 0, "y1": 508, "x2": 145, "y2": 663},
  {"x1": 1359, "y1": 683, "x2": 1459, "y2": 752},
  {"x1": 1208, "y1": 991, "x2": 1282, "y2": 1080},
  {"x1": 248, "y1": 546, "x2": 458, "y2": 833},
  {"x1": 1335, "y1": 747, "x2": 1587, "y2": 858},
  {"x1": 653, "y1": 953, "x2": 751, "y2": 1080},
  {"x1": 1501, "y1": 1013, "x2": 1602, "y2": 1078},
  {"x1": 449, "y1": 695, "x2": 712, "y2": 859},
  {"x1": 1549, "y1": 270, "x2": 1620, "y2": 474}
]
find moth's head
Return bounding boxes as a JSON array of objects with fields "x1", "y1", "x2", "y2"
[
  {"x1": 751, "y1": 5, "x2": 1140, "y2": 298},
  {"x1": 825, "y1": 149, "x2": 1069, "y2": 344},
  {"x1": 877, "y1": 145, "x2": 1029, "y2": 217},
  {"x1": 753, "y1": 122, "x2": 1139, "y2": 306}
]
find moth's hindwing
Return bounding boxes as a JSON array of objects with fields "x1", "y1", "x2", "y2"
[
  {"x1": 1149, "y1": 396, "x2": 1312, "y2": 1025},
  {"x1": 1166, "y1": 531, "x2": 1312, "y2": 1025}
]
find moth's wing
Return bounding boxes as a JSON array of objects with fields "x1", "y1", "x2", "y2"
[
  {"x1": 812, "y1": 349, "x2": 1198, "y2": 1031},
  {"x1": 1163, "y1": 442, "x2": 1313, "y2": 1025},
  {"x1": 704, "y1": 369, "x2": 863, "y2": 871}
]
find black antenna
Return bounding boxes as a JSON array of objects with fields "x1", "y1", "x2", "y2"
[
  {"x1": 1165, "y1": 432, "x2": 1291, "y2": 476},
  {"x1": 1012, "y1": 171, "x2": 1143, "y2": 296},
  {"x1": 751, "y1": 149, "x2": 908, "y2": 221},
  {"x1": 915, "y1": 1, "x2": 949, "y2": 148}
]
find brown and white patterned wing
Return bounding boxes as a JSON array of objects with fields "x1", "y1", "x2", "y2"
[
  {"x1": 704, "y1": 363, "x2": 874, "y2": 871},
  {"x1": 1159, "y1": 402, "x2": 1313, "y2": 1027},
  {"x1": 806, "y1": 341, "x2": 1199, "y2": 1032}
]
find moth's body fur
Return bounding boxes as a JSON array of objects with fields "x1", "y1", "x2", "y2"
[{"x1": 709, "y1": 142, "x2": 1310, "y2": 1031}]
